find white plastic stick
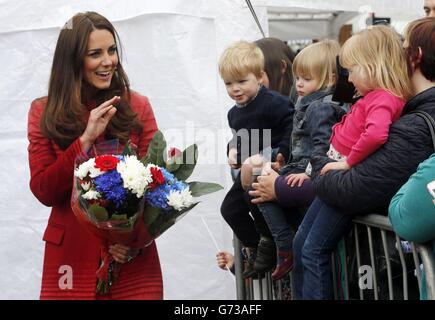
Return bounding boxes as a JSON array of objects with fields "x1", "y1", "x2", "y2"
[
  {"x1": 200, "y1": 215, "x2": 221, "y2": 252},
  {"x1": 200, "y1": 216, "x2": 232, "y2": 273}
]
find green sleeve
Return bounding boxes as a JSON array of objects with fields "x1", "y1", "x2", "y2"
[{"x1": 389, "y1": 154, "x2": 435, "y2": 243}]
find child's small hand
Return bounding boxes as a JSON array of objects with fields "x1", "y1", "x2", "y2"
[
  {"x1": 320, "y1": 161, "x2": 350, "y2": 176},
  {"x1": 216, "y1": 251, "x2": 234, "y2": 271},
  {"x1": 285, "y1": 173, "x2": 310, "y2": 187},
  {"x1": 271, "y1": 153, "x2": 285, "y2": 171}
]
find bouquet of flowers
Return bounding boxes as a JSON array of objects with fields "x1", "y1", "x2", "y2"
[{"x1": 71, "y1": 131, "x2": 222, "y2": 294}]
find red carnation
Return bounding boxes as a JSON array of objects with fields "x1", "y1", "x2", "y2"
[
  {"x1": 168, "y1": 147, "x2": 182, "y2": 158},
  {"x1": 149, "y1": 167, "x2": 165, "y2": 190},
  {"x1": 94, "y1": 155, "x2": 120, "y2": 171}
]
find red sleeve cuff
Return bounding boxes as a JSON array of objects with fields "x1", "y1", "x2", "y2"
[{"x1": 346, "y1": 154, "x2": 359, "y2": 167}]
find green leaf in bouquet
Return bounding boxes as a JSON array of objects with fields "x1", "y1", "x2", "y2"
[
  {"x1": 110, "y1": 214, "x2": 128, "y2": 220},
  {"x1": 89, "y1": 204, "x2": 109, "y2": 221},
  {"x1": 143, "y1": 206, "x2": 162, "y2": 226},
  {"x1": 188, "y1": 181, "x2": 224, "y2": 197},
  {"x1": 148, "y1": 202, "x2": 200, "y2": 238},
  {"x1": 122, "y1": 141, "x2": 137, "y2": 156},
  {"x1": 176, "y1": 201, "x2": 200, "y2": 218},
  {"x1": 166, "y1": 163, "x2": 181, "y2": 173},
  {"x1": 173, "y1": 144, "x2": 198, "y2": 181},
  {"x1": 141, "y1": 130, "x2": 166, "y2": 167},
  {"x1": 78, "y1": 193, "x2": 89, "y2": 210},
  {"x1": 165, "y1": 160, "x2": 181, "y2": 173}
]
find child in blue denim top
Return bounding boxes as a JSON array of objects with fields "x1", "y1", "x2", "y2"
[
  {"x1": 252, "y1": 40, "x2": 346, "y2": 280},
  {"x1": 293, "y1": 25, "x2": 413, "y2": 300}
]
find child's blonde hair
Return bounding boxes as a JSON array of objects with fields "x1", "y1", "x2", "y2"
[
  {"x1": 219, "y1": 40, "x2": 264, "y2": 80},
  {"x1": 340, "y1": 25, "x2": 413, "y2": 100},
  {"x1": 292, "y1": 40, "x2": 340, "y2": 90}
]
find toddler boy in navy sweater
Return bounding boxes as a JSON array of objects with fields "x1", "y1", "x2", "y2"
[{"x1": 219, "y1": 41, "x2": 294, "y2": 276}]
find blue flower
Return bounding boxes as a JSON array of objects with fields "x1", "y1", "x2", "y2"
[
  {"x1": 144, "y1": 172, "x2": 189, "y2": 211},
  {"x1": 161, "y1": 168, "x2": 175, "y2": 183},
  {"x1": 173, "y1": 180, "x2": 188, "y2": 192},
  {"x1": 94, "y1": 170, "x2": 126, "y2": 208},
  {"x1": 145, "y1": 184, "x2": 171, "y2": 210}
]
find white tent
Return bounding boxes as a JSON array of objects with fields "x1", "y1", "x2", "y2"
[
  {"x1": 0, "y1": 0, "x2": 426, "y2": 300},
  {"x1": 0, "y1": 0, "x2": 270, "y2": 300},
  {"x1": 261, "y1": 0, "x2": 423, "y2": 41}
]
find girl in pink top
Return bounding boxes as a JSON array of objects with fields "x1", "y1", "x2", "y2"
[
  {"x1": 292, "y1": 25, "x2": 413, "y2": 300},
  {"x1": 321, "y1": 26, "x2": 413, "y2": 175}
]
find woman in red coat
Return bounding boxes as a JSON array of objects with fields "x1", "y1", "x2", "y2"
[{"x1": 27, "y1": 11, "x2": 163, "y2": 300}]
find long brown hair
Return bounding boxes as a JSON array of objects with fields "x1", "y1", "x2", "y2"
[
  {"x1": 255, "y1": 38, "x2": 295, "y2": 95},
  {"x1": 41, "y1": 11, "x2": 143, "y2": 149}
]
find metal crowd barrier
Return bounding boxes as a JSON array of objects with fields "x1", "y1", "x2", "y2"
[
  {"x1": 233, "y1": 214, "x2": 435, "y2": 300},
  {"x1": 233, "y1": 234, "x2": 291, "y2": 300},
  {"x1": 331, "y1": 214, "x2": 435, "y2": 300},
  {"x1": 230, "y1": 167, "x2": 292, "y2": 300}
]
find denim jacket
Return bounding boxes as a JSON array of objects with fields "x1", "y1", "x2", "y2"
[{"x1": 280, "y1": 87, "x2": 348, "y2": 175}]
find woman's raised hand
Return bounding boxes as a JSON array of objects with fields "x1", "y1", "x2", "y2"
[{"x1": 80, "y1": 96, "x2": 120, "y2": 151}]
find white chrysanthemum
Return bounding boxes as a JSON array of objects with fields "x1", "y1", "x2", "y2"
[
  {"x1": 74, "y1": 158, "x2": 94, "y2": 179},
  {"x1": 117, "y1": 155, "x2": 152, "y2": 197},
  {"x1": 180, "y1": 188, "x2": 194, "y2": 207},
  {"x1": 88, "y1": 165, "x2": 103, "y2": 178},
  {"x1": 167, "y1": 188, "x2": 194, "y2": 211},
  {"x1": 74, "y1": 158, "x2": 103, "y2": 179},
  {"x1": 167, "y1": 190, "x2": 184, "y2": 211},
  {"x1": 82, "y1": 189, "x2": 101, "y2": 200}
]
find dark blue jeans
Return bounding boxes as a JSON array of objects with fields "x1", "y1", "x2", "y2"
[
  {"x1": 258, "y1": 202, "x2": 304, "y2": 251},
  {"x1": 257, "y1": 171, "x2": 313, "y2": 252},
  {"x1": 221, "y1": 172, "x2": 272, "y2": 247},
  {"x1": 292, "y1": 197, "x2": 353, "y2": 300}
]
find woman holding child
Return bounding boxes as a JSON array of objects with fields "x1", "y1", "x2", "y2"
[{"x1": 251, "y1": 19, "x2": 435, "y2": 299}]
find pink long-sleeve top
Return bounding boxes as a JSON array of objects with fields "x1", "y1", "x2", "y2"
[{"x1": 330, "y1": 89, "x2": 405, "y2": 167}]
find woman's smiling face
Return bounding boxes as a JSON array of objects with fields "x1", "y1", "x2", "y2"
[{"x1": 83, "y1": 29, "x2": 118, "y2": 90}]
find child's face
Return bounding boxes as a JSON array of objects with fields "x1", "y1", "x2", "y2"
[
  {"x1": 348, "y1": 65, "x2": 371, "y2": 96},
  {"x1": 223, "y1": 72, "x2": 261, "y2": 105},
  {"x1": 295, "y1": 75, "x2": 320, "y2": 97}
]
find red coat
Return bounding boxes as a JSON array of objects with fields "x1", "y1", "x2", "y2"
[{"x1": 28, "y1": 92, "x2": 163, "y2": 300}]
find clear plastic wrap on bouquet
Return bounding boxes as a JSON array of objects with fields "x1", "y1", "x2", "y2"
[
  {"x1": 71, "y1": 134, "x2": 223, "y2": 295},
  {"x1": 71, "y1": 140, "x2": 154, "y2": 294},
  {"x1": 71, "y1": 185, "x2": 154, "y2": 294}
]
